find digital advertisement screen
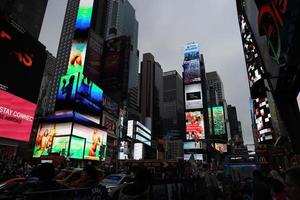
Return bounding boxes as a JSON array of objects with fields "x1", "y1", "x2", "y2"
[
  {"x1": 100, "y1": 36, "x2": 129, "y2": 87},
  {"x1": 185, "y1": 111, "x2": 205, "y2": 140},
  {"x1": 184, "y1": 43, "x2": 200, "y2": 61},
  {"x1": 119, "y1": 141, "x2": 129, "y2": 160},
  {"x1": 77, "y1": 73, "x2": 103, "y2": 105},
  {"x1": 69, "y1": 136, "x2": 85, "y2": 159},
  {"x1": 0, "y1": 18, "x2": 46, "y2": 104},
  {"x1": 184, "y1": 154, "x2": 203, "y2": 161},
  {"x1": 297, "y1": 93, "x2": 300, "y2": 111},
  {"x1": 185, "y1": 84, "x2": 203, "y2": 109},
  {"x1": 51, "y1": 136, "x2": 70, "y2": 157},
  {"x1": 253, "y1": 98, "x2": 273, "y2": 142},
  {"x1": 57, "y1": 73, "x2": 79, "y2": 101},
  {"x1": 213, "y1": 106, "x2": 226, "y2": 135},
  {"x1": 184, "y1": 141, "x2": 206, "y2": 150},
  {"x1": 102, "y1": 112, "x2": 117, "y2": 135},
  {"x1": 33, "y1": 122, "x2": 72, "y2": 157},
  {"x1": 66, "y1": 0, "x2": 94, "y2": 75},
  {"x1": 183, "y1": 59, "x2": 201, "y2": 84},
  {"x1": 0, "y1": 90, "x2": 35, "y2": 142},
  {"x1": 214, "y1": 143, "x2": 227, "y2": 153},
  {"x1": 133, "y1": 143, "x2": 143, "y2": 160},
  {"x1": 84, "y1": 31, "x2": 104, "y2": 87},
  {"x1": 72, "y1": 123, "x2": 107, "y2": 161}
]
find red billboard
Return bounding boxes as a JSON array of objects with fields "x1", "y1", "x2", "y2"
[
  {"x1": 0, "y1": 90, "x2": 36, "y2": 142},
  {"x1": 185, "y1": 111, "x2": 205, "y2": 140}
]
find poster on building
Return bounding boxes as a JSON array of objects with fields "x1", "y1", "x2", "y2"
[
  {"x1": 185, "y1": 111, "x2": 205, "y2": 140},
  {"x1": 185, "y1": 84, "x2": 203, "y2": 110},
  {"x1": 183, "y1": 59, "x2": 201, "y2": 84},
  {"x1": 212, "y1": 106, "x2": 226, "y2": 135}
]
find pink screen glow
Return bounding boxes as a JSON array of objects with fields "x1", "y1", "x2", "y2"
[{"x1": 0, "y1": 90, "x2": 36, "y2": 141}]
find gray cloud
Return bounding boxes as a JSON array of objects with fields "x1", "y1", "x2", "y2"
[{"x1": 39, "y1": 0, "x2": 254, "y2": 145}]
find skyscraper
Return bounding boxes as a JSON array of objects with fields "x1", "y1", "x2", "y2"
[
  {"x1": 0, "y1": 0, "x2": 48, "y2": 39},
  {"x1": 105, "y1": 0, "x2": 139, "y2": 110},
  {"x1": 227, "y1": 104, "x2": 244, "y2": 145},
  {"x1": 162, "y1": 70, "x2": 185, "y2": 140},
  {"x1": 140, "y1": 53, "x2": 163, "y2": 140},
  {"x1": 206, "y1": 71, "x2": 225, "y2": 103}
]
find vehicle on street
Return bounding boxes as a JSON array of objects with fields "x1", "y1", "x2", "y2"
[{"x1": 100, "y1": 173, "x2": 134, "y2": 193}]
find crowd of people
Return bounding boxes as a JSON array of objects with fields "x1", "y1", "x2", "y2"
[{"x1": 1, "y1": 160, "x2": 300, "y2": 200}]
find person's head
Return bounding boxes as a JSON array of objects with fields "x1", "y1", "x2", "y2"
[
  {"x1": 38, "y1": 163, "x2": 55, "y2": 182},
  {"x1": 285, "y1": 167, "x2": 300, "y2": 200},
  {"x1": 83, "y1": 164, "x2": 98, "y2": 180},
  {"x1": 43, "y1": 129, "x2": 49, "y2": 137}
]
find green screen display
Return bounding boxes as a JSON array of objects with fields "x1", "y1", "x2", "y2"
[
  {"x1": 69, "y1": 136, "x2": 85, "y2": 159},
  {"x1": 213, "y1": 106, "x2": 225, "y2": 135},
  {"x1": 51, "y1": 136, "x2": 70, "y2": 157}
]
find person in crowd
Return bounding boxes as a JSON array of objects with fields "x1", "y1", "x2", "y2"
[
  {"x1": 114, "y1": 167, "x2": 151, "y2": 200},
  {"x1": 268, "y1": 170, "x2": 288, "y2": 200},
  {"x1": 70, "y1": 164, "x2": 99, "y2": 188},
  {"x1": 34, "y1": 163, "x2": 67, "y2": 191},
  {"x1": 285, "y1": 167, "x2": 300, "y2": 200},
  {"x1": 252, "y1": 170, "x2": 272, "y2": 200}
]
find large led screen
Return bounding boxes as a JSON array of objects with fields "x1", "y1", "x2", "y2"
[
  {"x1": 183, "y1": 59, "x2": 201, "y2": 84},
  {"x1": 0, "y1": 19, "x2": 46, "y2": 104},
  {"x1": 69, "y1": 136, "x2": 85, "y2": 159},
  {"x1": 214, "y1": 143, "x2": 227, "y2": 153},
  {"x1": 184, "y1": 154, "x2": 203, "y2": 161},
  {"x1": 185, "y1": 111, "x2": 205, "y2": 140},
  {"x1": 0, "y1": 90, "x2": 35, "y2": 142},
  {"x1": 102, "y1": 112, "x2": 117, "y2": 135},
  {"x1": 253, "y1": 98, "x2": 273, "y2": 142},
  {"x1": 77, "y1": 73, "x2": 103, "y2": 105},
  {"x1": 57, "y1": 73, "x2": 79, "y2": 101},
  {"x1": 51, "y1": 136, "x2": 70, "y2": 157},
  {"x1": 33, "y1": 122, "x2": 72, "y2": 157},
  {"x1": 185, "y1": 84, "x2": 203, "y2": 110},
  {"x1": 72, "y1": 124, "x2": 107, "y2": 161},
  {"x1": 212, "y1": 106, "x2": 226, "y2": 135},
  {"x1": 184, "y1": 43, "x2": 200, "y2": 61},
  {"x1": 66, "y1": 0, "x2": 94, "y2": 75},
  {"x1": 184, "y1": 141, "x2": 206, "y2": 150},
  {"x1": 133, "y1": 143, "x2": 143, "y2": 160}
]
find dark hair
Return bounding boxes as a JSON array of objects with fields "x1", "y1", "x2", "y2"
[
  {"x1": 38, "y1": 163, "x2": 55, "y2": 181},
  {"x1": 286, "y1": 167, "x2": 300, "y2": 187}
]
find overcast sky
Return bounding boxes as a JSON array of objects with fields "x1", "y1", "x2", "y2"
[{"x1": 39, "y1": 0, "x2": 254, "y2": 145}]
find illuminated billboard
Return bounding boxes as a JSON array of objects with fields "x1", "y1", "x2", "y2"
[
  {"x1": 185, "y1": 111, "x2": 205, "y2": 140},
  {"x1": 184, "y1": 43, "x2": 200, "y2": 61},
  {"x1": 183, "y1": 59, "x2": 201, "y2": 84},
  {"x1": 69, "y1": 136, "x2": 85, "y2": 159},
  {"x1": 66, "y1": 0, "x2": 94, "y2": 75},
  {"x1": 33, "y1": 122, "x2": 72, "y2": 157},
  {"x1": 72, "y1": 123, "x2": 107, "y2": 161},
  {"x1": 253, "y1": 97, "x2": 273, "y2": 142},
  {"x1": 184, "y1": 141, "x2": 206, "y2": 150},
  {"x1": 102, "y1": 112, "x2": 117, "y2": 135},
  {"x1": 0, "y1": 18, "x2": 46, "y2": 104},
  {"x1": 184, "y1": 154, "x2": 203, "y2": 161},
  {"x1": 0, "y1": 90, "x2": 35, "y2": 142},
  {"x1": 119, "y1": 141, "x2": 129, "y2": 160},
  {"x1": 57, "y1": 73, "x2": 79, "y2": 102},
  {"x1": 214, "y1": 143, "x2": 227, "y2": 153},
  {"x1": 212, "y1": 106, "x2": 226, "y2": 135},
  {"x1": 185, "y1": 84, "x2": 203, "y2": 109},
  {"x1": 133, "y1": 143, "x2": 143, "y2": 160},
  {"x1": 33, "y1": 122, "x2": 107, "y2": 161}
]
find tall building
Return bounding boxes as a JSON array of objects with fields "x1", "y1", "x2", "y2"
[
  {"x1": 105, "y1": 0, "x2": 139, "y2": 110},
  {"x1": 0, "y1": 0, "x2": 48, "y2": 39},
  {"x1": 227, "y1": 104, "x2": 244, "y2": 145},
  {"x1": 162, "y1": 70, "x2": 185, "y2": 140},
  {"x1": 140, "y1": 53, "x2": 163, "y2": 140},
  {"x1": 47, "y1": 0, "x2": 108, "y2": 114},
  {"x1": 206, "y1": 71, "x2": 225, "y2": 103},
  {"x1": 36, "y1": 51, "x2": 56, "y2": 117}
]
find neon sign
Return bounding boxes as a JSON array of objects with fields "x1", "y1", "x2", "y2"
[{"x1": 257, "y1": 0, "x2": 288, "y2": 64}]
